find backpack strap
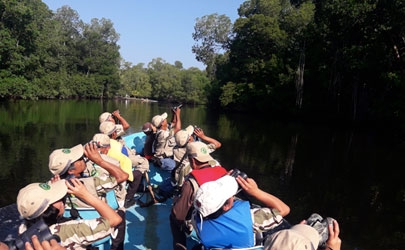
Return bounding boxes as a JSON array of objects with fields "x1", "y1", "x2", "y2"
[{"x1": 188, "y1": 176, "x2": 200, "y2": 201}]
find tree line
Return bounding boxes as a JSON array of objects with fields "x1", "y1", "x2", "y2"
[{"x1": 1, "y1": 0, "x2": 405, "y2": 123}]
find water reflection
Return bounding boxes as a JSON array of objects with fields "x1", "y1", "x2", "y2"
[{"x1": 0, "y1": 100, "x2": 403, "y2": 249}]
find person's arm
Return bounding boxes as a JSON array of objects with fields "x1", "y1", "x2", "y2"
[
  {"x1": 67, "y1": 178, "x2": 122, "y2": 227},
  {"x1": 171, "y1": 181, "x2": 194, "y2": 221},
  {"x1": 194, "y1": 127, "x2": 221, "y2": 149},
  {"x1": 236, "y1": 176, "x2": 290, "y2": 216},
  {"x1": 171, "y1": 108, "x2": 181, "y2": 134},
  {"x1": 84, "y1": 143, "x2": 129, "y2": 183},
  {"x1": 112, "y1": 110, "x2": 130, "y2": 131}
]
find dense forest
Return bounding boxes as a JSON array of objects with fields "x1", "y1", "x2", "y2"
[{"x1": 1, "y1": 0, "x2": 405, "y2": 123}]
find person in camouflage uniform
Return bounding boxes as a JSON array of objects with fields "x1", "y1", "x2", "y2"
[{"x1": 17, "y1": 178, "x2": 121, "y2": 250}]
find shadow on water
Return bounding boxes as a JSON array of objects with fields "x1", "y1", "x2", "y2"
[{"x1": 0, "y1": 100, "x2": 404, "y2": 249}]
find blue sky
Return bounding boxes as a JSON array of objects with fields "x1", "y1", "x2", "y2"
[{"x1": 42, "y1": 1, "x2": 245, "y2": 69}]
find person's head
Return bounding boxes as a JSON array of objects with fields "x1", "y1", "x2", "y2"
[
  {"x1": 264, "y1": 224, "x2": 320, "y2": 250},
  {"x1": 99, "y1": 112, "x2": 115, "y2": 124},
  {"x1": 99, "y1": 121, "x2": 118, "y2": 139},
  {"x1": 49, "y1": 144, "x2": 86, "y2": 177},
  {"x1": 175, "y1": 125, "x2": 194, "y2": 147},
  {"x1": 151, "y1": 112, "x2": 168, "y2": 129},
  {"x1": 17, "y1": 180, "x2": 68, "y2": 220},
  {"x1": 92, "y1": 133, "x2": 111, "y2": 154},
  {"x1": 186, "y1": 141, "x2": 215, "y2": 169},
  {"x1": 194, "y1": 175, "x2": 238, "y2": 219},
  {"x1": 142, "y1": 122, "x2": 154, "y2": 135}
]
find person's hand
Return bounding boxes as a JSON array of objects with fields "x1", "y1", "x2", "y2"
[
  {"x1": 65, "y1": 178, "x2": 89, "y2": 199},
  {"x1": 83, "y1": 143, "x2": 103, "y2": 163},
  {"x1": 112, "y1": 110, "x2": 121, "y2": 118},
  {"x1": 193, "y1": 127, "x2": 204, "y2": 138},
  {"x1": 49, "y1": 175, "x2": 61, "y2": 183},
  {"x1": 235, "y1": 176, "x2": 260, "y2": 196},
  {"x1": 0, "y1": 242, "x2": 9, "y2": 250},
  {"x1": 325, "y1": 219, "x2": 341, "y2": 250},
  {"x1": 25, "y1": 235, "x2": 66, "y2": 250}
]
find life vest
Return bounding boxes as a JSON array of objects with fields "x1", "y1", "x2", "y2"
[
  {"x1": 195, "y1": 200, "x2": 255, "y2": 249},
  {"x1": 189, "y1": 165, "x2": 227, "y2": 186}
]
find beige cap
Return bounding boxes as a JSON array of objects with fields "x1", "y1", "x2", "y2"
[
  {"x1": 175, "y1": 125, "x2": 194, "y2": 147},
  {"x1": 99, "y1": 112, "x2": 112, "y2": 123},
  {"x1": 17, "y1": 180, "x2": 68, "y2": 219},
  {"x1": 92, "y1": 133, "x2": 111, "y2": 147},
  {"x1": 264, "y1": 224, "x2": 320, "y2": 250},
  {"x1": 99, "y1": 121, "x2": 117, "y2": 135},
  {"x1": 49, "y1": 144, "x2": 83, "y2": 175},
  {"x1": 151, "y1": 112, "x2": 168, "y2": 127},
  {"x1": 186, "y1": 141, "x2": 214, "y2": 163}
]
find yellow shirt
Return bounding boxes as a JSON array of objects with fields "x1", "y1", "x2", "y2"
[{"x1": 108, "y1": 139, "x2": 134, "y2": 181}]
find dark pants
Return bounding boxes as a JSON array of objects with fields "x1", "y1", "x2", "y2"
[
  {"x1": 125, "y1": 169, "x2": 143, "y2": 200},
  {"x1": 169, "y1": 212, "x2": 187, "y2": 250},
  {"x1": 110, "y1": 209, "x2": 126, "y2": 250}
]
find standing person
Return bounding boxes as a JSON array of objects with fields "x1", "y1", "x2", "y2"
[
  {"x1": 48, "y1": 143, "x2": 129, "y2": 250},
  {"x1": 141, "y1": 122, "x2": 156, "y2": 160},
  {"x1": 99, "y1": 110, "x2": 130, "y2": 138},
  {"x1": 192, "y1": 174, "x2": 290, "y2": 249},
  {"x1": 151, "y1": 107, "x2": 181, "y2": 171},
  {"x1": 170, "y1": 141, "x2": 227, "y2": 250},
  {"x1": 172, "y1": 125, "x2": 222, "y2": 189},
  {"x1": 16, "y1": 178, "x2": 122, "y2": 249}
]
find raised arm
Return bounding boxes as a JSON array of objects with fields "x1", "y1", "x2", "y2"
[
  {"x1": 194, "y1": 127, "x2": 221, "y2": 149},
  {"x1": 67, "y1": 178, "x2": 122, "y2": 227},
  {"x1": 236, "y1": 176, "x2": 290, "y2": 216},
  {"x1": 112, "y1": 110, "x2": 130, "y2": 131},
  {"x1": 84, "y1": 143, "x2": 129, "y2": 183},
  {"x1": 171, "y1": 108, "x2": 182, "y2": 134}
]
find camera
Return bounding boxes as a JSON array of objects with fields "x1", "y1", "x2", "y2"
[
  {"x1": 172, "y1": 104, "x2": 183, "y2": 111},
  {"x1": 7, "y1": 219, "x2": 60, "y2": 250},
  {"x1": 230, "y1": 169, "x2": 248, "y2": 180},
  {"x1": 305, "y1": 213, "x2": 334, "y2": 247},
  {"x1": 90, "y1": 141, "x2": 101, "y2": 148},
  {"x1": 65, "y1": 174, "x2": 76, "y2": 186}
]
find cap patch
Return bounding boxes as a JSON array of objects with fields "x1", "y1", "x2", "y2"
[
  {"x1": 39, "y1": 183, "x2": 51, "y2": 190},
  {"x1": 62, "y1": 149, "x2": 71, "y2": 154},
  {"x1": 200, "y1": 147, "x2": 208, "y2": 154}
]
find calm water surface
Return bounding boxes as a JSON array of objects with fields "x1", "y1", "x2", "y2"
[{"x1": 0, "y1": 100, "x2": 403, "y2": 249}]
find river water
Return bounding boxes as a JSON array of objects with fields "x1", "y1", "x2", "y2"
[{"x1": 0, "y1": 99, "x2": 403, "y2": 249}]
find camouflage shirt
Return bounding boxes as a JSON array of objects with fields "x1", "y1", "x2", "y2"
[{"x1": 50, "y1": 217, "x2": 114, "y2": 250}]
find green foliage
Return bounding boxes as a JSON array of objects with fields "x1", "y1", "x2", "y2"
[{"x1": 3, "y1": 0, "x2": 405, "y2": 123}]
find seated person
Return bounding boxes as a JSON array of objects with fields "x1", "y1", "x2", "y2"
[
  {"x1": 170, "y1": 141, "x2": 227, "y2": 250},
  {"x1": 192, "y1": 174, "x2": 290, "y2": 249},
  {"x1": 16, "y1": 178, "x2": 122, "y2": 249},
  {"x1": 141, "y1": 122, "x2": 156, "y2": 160},
  {"x1": 92, "y1": 133, "x2": 145, "y2": 208},
  {"x1": 48, "y1": 143, "x2": 129, "y2": 250},
  {"x1": 99, "y1": 110, "x2": 130, "y2": 138},
  {"x1": 172, "y1": 125, "x2": 221, "y2": 188}
]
